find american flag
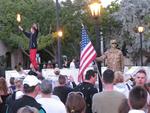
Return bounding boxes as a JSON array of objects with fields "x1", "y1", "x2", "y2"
[{"x1": 78, "y1": 26, "x2": 97, "y2": 82}]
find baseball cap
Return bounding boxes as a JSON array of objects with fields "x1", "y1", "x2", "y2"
[{"x1": 23, "y1": 75, "x2": 41, "y2": 87}]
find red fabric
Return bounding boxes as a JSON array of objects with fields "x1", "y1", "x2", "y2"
[
  {"x1": 78, "y1": 27, "x2": 97, "y2": 82},
  {"x1": 30, "y1": 49, "x2": 38, "y2": 69}
]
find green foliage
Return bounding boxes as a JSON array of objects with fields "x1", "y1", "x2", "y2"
[{"x1": 0, "y1": 0, "x2": 121, "y2": 60}]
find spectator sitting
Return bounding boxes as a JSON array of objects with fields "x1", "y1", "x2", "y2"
[
  {"x1": 66, "y1": 92, "x2": 86, "y2": 113},
  {"x1": 128, "y1": 86, "x2": 147, "y2": 113}
]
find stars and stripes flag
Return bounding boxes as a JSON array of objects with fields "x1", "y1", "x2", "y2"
[{"x1": 78, "y1": 26, "x2": 97, "y2": 82}]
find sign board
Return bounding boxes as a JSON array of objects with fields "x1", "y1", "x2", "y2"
[{"x1": 5, "y1": 66, "x2": 150, "y2": 86}]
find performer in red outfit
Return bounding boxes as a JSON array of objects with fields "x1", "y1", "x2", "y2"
[{"x1": 19, "y1": 23, "x2": 38, "y2": 70}]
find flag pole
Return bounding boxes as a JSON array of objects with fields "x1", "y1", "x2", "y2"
[{"x1": 94, "y1": 60, "x2": 103, "y2": 92}]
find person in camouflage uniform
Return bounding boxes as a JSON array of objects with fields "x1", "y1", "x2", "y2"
[{"x1": 96, "y1": 39, "x2": 124, "y2": 72}]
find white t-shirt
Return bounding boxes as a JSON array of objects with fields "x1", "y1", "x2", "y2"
[
  {"x1": 114, "y1": 82, "x2": 130, "y2": 98},
  {"x1": 36, "y1": 97, "x2": 67, "y2": 113},
  {"x1": 69, "y1": 62, "x2": 76, "y2": 68},
  {"x1": 15, "y1": 90, "x2": 24, "y2": 100}
]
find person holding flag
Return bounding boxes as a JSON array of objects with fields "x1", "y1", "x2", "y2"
[
  {"x1": 96, "y1": 39, "x2": 124, "y2": 72},
  {"x1": 18, "y1": 23, "x2": 39, "y2": 70}
]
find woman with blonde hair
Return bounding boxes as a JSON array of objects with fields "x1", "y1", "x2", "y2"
[
  {"x1": 66, "y1": 92, "x2": 86, "y2": 113},
  {"x1": 113, "y1": 71, "x2": 130, "y2": 98}
]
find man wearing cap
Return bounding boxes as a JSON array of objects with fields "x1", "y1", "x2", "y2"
[
  {"x1": 96, "y1": 39, "x2": 124, "y2": 72},
  {"x1": 7, "y1": 75, "x2": 46, "y2": 113}
]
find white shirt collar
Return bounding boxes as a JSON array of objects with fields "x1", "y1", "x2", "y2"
[{"x1": 128, "y1": 109, "x2": 145, "y2": 113}]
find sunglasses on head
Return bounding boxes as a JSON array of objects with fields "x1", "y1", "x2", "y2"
[{"x1": 68, "y1": 91, "x2": 84, "y2": 98}]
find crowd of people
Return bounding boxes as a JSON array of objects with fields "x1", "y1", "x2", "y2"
[
  {"x1": 0, "y1": 23, "x2": 149, "y2": 113},
  {"x1": 0, "y1": 66, "x2": 150, "y2": 113}
]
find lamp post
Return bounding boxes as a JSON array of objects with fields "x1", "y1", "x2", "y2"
[
  {"x1": 57, "y1": 29, "x2": 63, "y2": 68},
  {"x1": 89, "y1": 0, "x2": 101, "y2": 74},
  {"x1": 138, "y1": 26, "x2": 144, "y2": 66},
  {"x1": 89, "y1": 0, "x2": 102, "y2": 92},
  {"x1": 56, "y1": 0, "x2": 62, "y2": 68}
]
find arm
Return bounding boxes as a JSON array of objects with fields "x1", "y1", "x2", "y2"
[
  {"x1": 18, "y1": 26, "x2": 31, "y2": 38},
  {"x1": 95, "y1": 53, "x2": 107, "y2": 62}
]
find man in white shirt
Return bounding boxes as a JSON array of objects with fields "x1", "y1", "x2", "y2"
[{"x1": 36, "y1": 79, "x2": 67, "y2": 113}]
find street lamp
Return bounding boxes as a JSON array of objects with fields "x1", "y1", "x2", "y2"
[
  {"x1": 57, "y1": 29, "x2": 63, "y2": 68},
  {"x1": 89, "y1": 0, "x2": 101, "y2": 72},
  {"x1": 57, "y1": 30, "x2": 63, "y2": 37},
  {"x1": 89, "y1": 1, "x2": 101, "y2": 19},
  {"x1": 89, "y1": 0, "x2": 102, "y2": 92},
  {"x1": 138, "y1": 26, "x2": 144, "y2": 66},
  {"x1": 56, "y1": 0, "x2": 62, "y2": 68}
]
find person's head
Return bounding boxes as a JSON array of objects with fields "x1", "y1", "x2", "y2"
[
  {"x1": 0, "y1": 77, "x2": 8, "y2": 94},
  {"x1": 14, "y1": 78, "x2": 23, "y2": 90},
  {"x1": 54, "y1": 68, "x2": 60, "y2": 75},
  {"x1": 17, "y1": 106, "x2": 39, "y2": 113},
  {"x1": 118, "y1": 98, "x2": 130, "y2": 113},
  {"x1": 10, "y1": 77, "x2": 15, "y2": 85},
  {"x1": 23, "y1": 75, "x2": 41, "y2": 97},
  {"x1": 103, "y1": 69, "x2": 114, "y2": 84},
  {"x1": 40, "y1": 79, "x2": 52, "y2": 94},
  {"x1": 72, "y1": 59, "x2": 75, "y2": 62},
  {"x1": 110, "y1": 39, "x2": 117, "y2": 48},
  {"x1": 135, "y1": 69, "x2": 147, "y2": 86},
  {"x1": 30, "y1": 23, "x2": 38, "y2": 33},
  {"x1": 114, "y1": 71, "x2": 124, "y2": 84},
  {"x1": 66, "y1": 92, "x2": 86, "y2": 113},
  {"x1": 129, "y1": 86, "x2": 147, "y2": 110},
  {"x1": 58, "y1": 75, "x2": 66, "y2": 85},
  {"x1": 85, "y1": 70, "x2": 97, "y2": 84}
]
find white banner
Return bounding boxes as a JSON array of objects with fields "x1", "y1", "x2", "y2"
[{"x1": 5, "y1": 66, "x2": 150, "y2": 86}]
